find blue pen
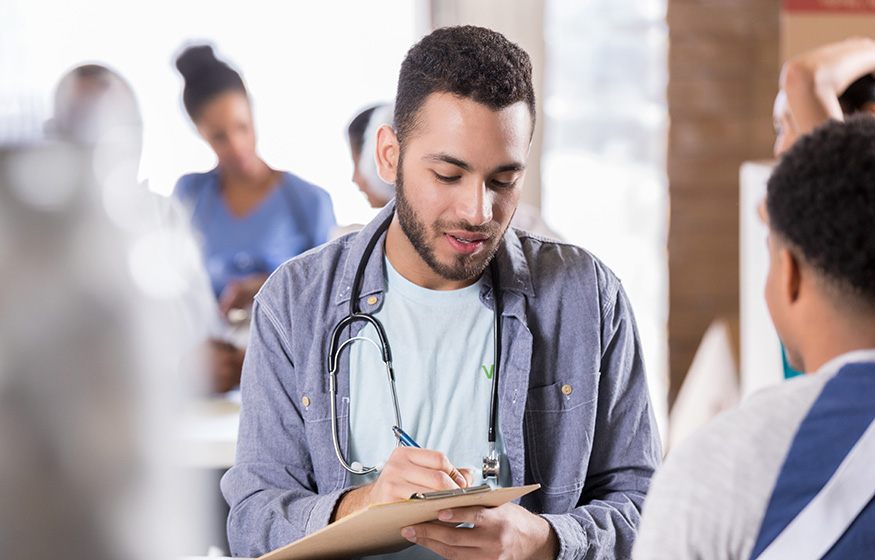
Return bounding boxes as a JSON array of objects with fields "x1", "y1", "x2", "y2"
[{"x1": 392, "y1": 425, "x2": 421, "y2": 448}]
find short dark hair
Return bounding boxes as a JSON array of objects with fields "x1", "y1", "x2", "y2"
[
  {"x1": 766, "y1": 115, "x2": 875, "y2": 310},
  {"x1": 175, "y1": 44, "x2": 246, "y2": 122},
  {"x1": 394, "y1": 25, "x2": 535, "y2": 144},
  {"x1": 347, "y1": 105, "x2": 378, "y2": 156},
  {"x1": 839, "y1": 74, "x2": 875, "y2": 115}
]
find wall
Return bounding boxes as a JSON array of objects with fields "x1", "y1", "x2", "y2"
[{"x1": 666, "y1": 0, "x2": 780, "y2": 405}]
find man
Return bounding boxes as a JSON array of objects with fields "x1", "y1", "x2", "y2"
[
  {"x1": 223, "y1": 26, "x2": 661, "y2": 559},
  {"x1": 633, "y1": 116, "x2": 875, "y2": 559},
  {"x1": 51, "y1": 64, "x2": 245, "y2": 394}
]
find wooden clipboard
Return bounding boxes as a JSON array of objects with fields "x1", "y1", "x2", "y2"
[{"x1": 258, "y1": 484, "x2": 540, "y2": 560}]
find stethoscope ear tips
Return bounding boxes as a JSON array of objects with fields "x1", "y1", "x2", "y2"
[{"x1": 350, "y1": 461, "x2": 364, "y2": 472}]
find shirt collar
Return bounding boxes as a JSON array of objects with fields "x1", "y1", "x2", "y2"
[
  {"x1": 334, "y1": 200, "x2": 536, "y2": 306},
  {"x1": 815, "y1": 348, "x2": 875, "y2": 377}
]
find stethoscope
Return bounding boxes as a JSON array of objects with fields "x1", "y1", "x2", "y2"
[{"x1": 327, "y1": 210, "x2": 502, "y2": 481}]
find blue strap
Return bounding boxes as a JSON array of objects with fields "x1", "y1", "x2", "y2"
[{"x1": 749, "y1": 362, "x2": 875, "y2": 559}]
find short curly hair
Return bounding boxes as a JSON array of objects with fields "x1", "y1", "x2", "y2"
[
  {"x1": 766, "y1": 115, "x2": 875, "y2": 310},
  {"x1": 394, "y1": 25, "x2": 535, "y2": 144}
]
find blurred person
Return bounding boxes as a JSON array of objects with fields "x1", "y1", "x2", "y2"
[
  {"x1": 773, "y1": 36, "x2": 875, "y2": 157},
  {"x1": 173, "y1": 44, "x2": 336, "y2": 319},
  {"x1": 344, "y1": 102, "x2": 562, "y2": 239},
  {"x1": 634, "y1": 116, "x2": 875, "y2": 559},
  {"x1": 51, "y1": 64, "x2": 244, "y2": 394},
  {"x1": 222, "y1": 25, "x2": 660, "y2": 559},
  {"x1": 347, "y1": 102, "x2": 396, "y2": 208},
  {"x1": 0, "y1": 77, "x2": 207, "y2": 557}
]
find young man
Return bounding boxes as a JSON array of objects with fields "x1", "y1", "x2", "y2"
[
  {"x1": 223, "y1": 26, "x2": 661, "y2": 560},
  {"x1": 633, "y1": 116, "x2": 875, "y2": 559}
]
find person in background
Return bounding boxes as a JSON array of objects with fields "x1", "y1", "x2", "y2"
[
  {"x1": 773, "y1": 36, "x2": 875, "y2": 158},
  {"x1": 634, "y1": 116, "x2": 875, "y2": 560},
  {"x1": 344, "y1": 102, "x2": 563, "y2": 240},
  {"x1": 347, "y1": 102, "x2": 396, "y2": 209},
  {"x1": 173, "y1": 44, "x2": 336, "y2": 319},
  {"x1": 52, "y1": 64, "x2": 243, "y2": 394}
]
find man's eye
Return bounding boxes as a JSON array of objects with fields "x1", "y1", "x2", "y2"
[
  {"x1": 492, "y1": 179, "x2": 517, "y2": 189},
  {"x1": 434, "y1": 172, "x2": 460, "y2": 183}
]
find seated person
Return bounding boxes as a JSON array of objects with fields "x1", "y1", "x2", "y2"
[
  {"x1": 634, "y1": 116, "x2": 875, "y2": 559},
  {"x1": 221, "y1": 25, "x2": 661, "y2": 559},
  {"x1": 173, "y1": 44, "x2": 336, "y2": 319},
  {"x1": 52, "y1": 64, "x2": 243, "y2": 394},
  {"x1": 774, "y1": 36, "x2": 875, "y2": 157}
]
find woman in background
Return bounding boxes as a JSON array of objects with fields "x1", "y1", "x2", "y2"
[{"x1": 174, "y1": 44, "x2": 335, "y2": 318}]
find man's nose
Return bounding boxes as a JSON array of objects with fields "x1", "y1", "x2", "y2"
[{"x1": 456, "y1": 178, "x2": 492, "y2": 226}]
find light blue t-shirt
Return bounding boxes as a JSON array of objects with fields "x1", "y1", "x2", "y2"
[{"x1": 347, "y1": 258, "x2": 508, "y2": 558}]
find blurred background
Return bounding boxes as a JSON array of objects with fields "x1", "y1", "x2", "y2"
[{"x1": 2, "y1": 0, "x2": 872, "y2": 557}]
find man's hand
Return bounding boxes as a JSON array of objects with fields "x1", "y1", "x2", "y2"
[
  {"x1": 400, "y1": 502, "x2": 559, "y2": 560},
  {"x1": 204, "y1": 338, "x2": 245, "y2": 393},
  {"x1": 333, "y1": 446, "x2": 474, "y2": 521},
  {"x1": 218, "y1": 273, "x2": 269, "y2": 319}
]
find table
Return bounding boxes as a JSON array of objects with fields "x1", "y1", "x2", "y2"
[{"x1": 180, "y1": 392, "x2": 241, "y2": 469}]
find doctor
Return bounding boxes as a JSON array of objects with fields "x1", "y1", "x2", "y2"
[{"x1": 222, "y1": 25, "x2": 661, "y2": 560}]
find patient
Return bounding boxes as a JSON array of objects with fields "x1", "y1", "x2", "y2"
[{"x1": 633, "y1": 116, "x2": 875, "y2": 559}]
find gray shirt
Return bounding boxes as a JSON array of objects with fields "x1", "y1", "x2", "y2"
[
  {"x1": 632, "y1": 350, "x2": 875, "y2": 560},
  {"x1": 221, "y1": 202, "x2": 662, "y2": 559}
]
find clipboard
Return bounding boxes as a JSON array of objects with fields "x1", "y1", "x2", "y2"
[{"x1": 258, "y1": 484, "x2": 540, "y2": 560}]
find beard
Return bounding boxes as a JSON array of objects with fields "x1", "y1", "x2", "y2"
[{"x1": 394, "y1": 156, "x2": 506, "y2": 283}]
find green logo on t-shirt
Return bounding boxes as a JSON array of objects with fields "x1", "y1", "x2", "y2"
[{"x1": 481, "y1": 364, "x2": 494, "y2": 379}]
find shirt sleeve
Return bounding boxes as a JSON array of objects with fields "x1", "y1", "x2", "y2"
[
  {"x1": 220, "y1": 297, "x2": 345, "y2": 557},
  {"x1": 544, "y1": 281, "x2": 663, "y2": 560}
]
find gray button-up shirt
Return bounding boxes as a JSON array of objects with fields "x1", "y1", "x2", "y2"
[{"x1": 221, "y1": 201, "x2": 662, "y2": 559}]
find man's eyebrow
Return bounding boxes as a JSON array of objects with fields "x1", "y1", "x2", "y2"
[{"x1": 423, "y1": 153, "x2": 526, "y2": 174}]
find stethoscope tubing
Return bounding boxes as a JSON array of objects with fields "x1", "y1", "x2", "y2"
[{"x1": 327, "y1": 209, "x2": 501, "y2": 478}]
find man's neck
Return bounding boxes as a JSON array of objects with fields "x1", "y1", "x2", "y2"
[{"x1": 799, "y1": 313, "x2": 875, "y2": 373}]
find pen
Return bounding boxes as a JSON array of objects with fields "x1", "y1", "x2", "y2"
[{"x1": 392, "y1": 425, "x2": 421, "y2": 448}]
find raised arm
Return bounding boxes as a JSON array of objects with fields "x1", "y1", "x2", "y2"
[{"x1": 781, "y1": 37, "x2": 875, "y2": 134}]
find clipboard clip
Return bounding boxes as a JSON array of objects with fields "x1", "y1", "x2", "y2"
[{"x1": 410, "y1": 483, "x2": 491, "y2": 500}]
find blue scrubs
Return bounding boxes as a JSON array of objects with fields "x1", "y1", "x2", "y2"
[{"x1": 174, "y1": 169, "x2": 336, "y2": 298}]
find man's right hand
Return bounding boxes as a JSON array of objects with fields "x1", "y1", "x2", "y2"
[{"x1": 332, "y1": 446, "x2": 474, "y2": 521}]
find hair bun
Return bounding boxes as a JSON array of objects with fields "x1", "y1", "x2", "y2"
[{"x1": 175, "y1": 44, "x2": 219, "y2": 80}]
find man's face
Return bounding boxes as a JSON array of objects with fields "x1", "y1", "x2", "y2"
[{"x1": 388, "y1": 92, "x2": 532, "y2": 289}]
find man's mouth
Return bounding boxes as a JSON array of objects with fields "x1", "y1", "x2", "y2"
[{"x1": 445, "y1": 232, "x2": 488, "y2": 254}]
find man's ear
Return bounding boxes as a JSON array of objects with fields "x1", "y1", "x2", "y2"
[
  {"x1": 375, "y1": 124, "x2": 400, "y2": 184},
  {"x1": 780, "y1": 247, "x2": 802, "y2": 304}
]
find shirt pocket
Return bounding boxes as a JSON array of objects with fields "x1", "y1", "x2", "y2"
[
  {"x1": 523, "y1": 381, "x2": 596, "y2": 503},
  {"x1": 298, "y1": 390, "x2": 348, "y2": 492}
]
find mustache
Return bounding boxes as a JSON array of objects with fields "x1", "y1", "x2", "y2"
[{"x1": 434, "y1": 220, "x2": 499, "y2": 235}]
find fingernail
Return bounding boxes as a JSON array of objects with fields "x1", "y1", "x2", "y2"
[
  {"x1": 438, "y1": 510, "x2": 452, "y2": 521},
  {"x1": 401, "y1": 528, "x2": 416, "y2": 542}
]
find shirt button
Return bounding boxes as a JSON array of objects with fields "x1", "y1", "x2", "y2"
[
  {"x1": 561, "y1": 384, "x2": 573, "y2": 396},
  {"x1": 367, "y1": 296, "x2": 378, "y2": 306},
  {"x1": 302, "y1": 396, "x2": 311, "y2": 407}
]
